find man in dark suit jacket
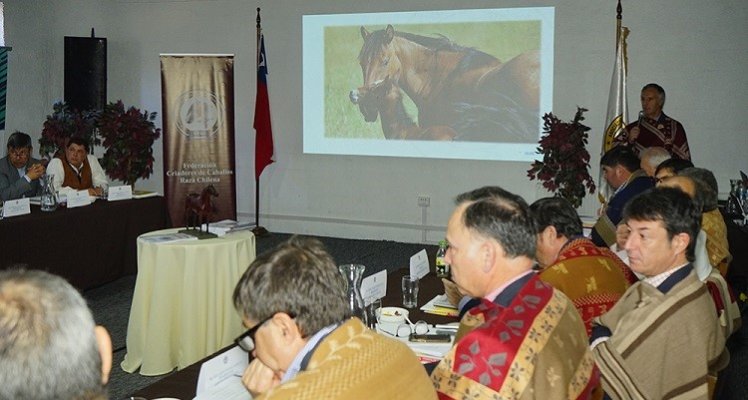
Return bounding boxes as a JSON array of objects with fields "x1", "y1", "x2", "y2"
[
  {"x1": 0, "y1": 131, "x2": 45, "y2": 201},
  {"x1": 591, "y1": 146, "x2": 654, "y2": 246}
]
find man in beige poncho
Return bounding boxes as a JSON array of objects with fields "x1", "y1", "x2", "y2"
[
  {"x1": 232, "y1": 236, "x2": 436, "y2": 400},
  {"x1": 590, "y1": 187, "x2": 726, "y2": 399}
]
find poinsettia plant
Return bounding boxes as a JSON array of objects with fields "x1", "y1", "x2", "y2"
[
  {"x1": 97, "y1": 101, "x2": 161, "y2": 186},
  {"x1": 39, "y1": 102, "x2": 99, "y2": 160},
  {"x1": 527, "y1": 107, "x2": 596, "y2": 208}
]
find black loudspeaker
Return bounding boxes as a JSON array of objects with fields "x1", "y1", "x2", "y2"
[{"x1": 64, "y1": 36, "x2": 107, "y2": 111}]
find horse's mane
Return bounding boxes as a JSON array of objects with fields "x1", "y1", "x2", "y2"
[{"x1": 359, "y1": 27, "x2": 498, "y2": 68}]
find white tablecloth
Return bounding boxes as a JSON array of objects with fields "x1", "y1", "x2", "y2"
[{"x1": 121, "y1": 228, "x2": 256, "y2": 375}]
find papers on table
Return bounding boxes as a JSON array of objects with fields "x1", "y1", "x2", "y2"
[
  {"x1": 193, "y1": 346, "x2": 251, "y2": 400},
  {"x1": 132, "y1": 189, "x2": 159, "y2": 199},
  {"x1": 420, "y1": 294, "x2": 459, "y2": 317},
  {"x1": 376, "y1": 322, "x2": 455, "y2": 363},
  {"x1": 200, "y1": 220, "x2": 255, "y2": 237},
  {"x1": 139, "y1": 232, "x2": 198, "y2": 244}
]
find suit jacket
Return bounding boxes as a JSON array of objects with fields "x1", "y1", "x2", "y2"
[{"x1": 0, "y1": 156, "x2": 42, "y2": 201}]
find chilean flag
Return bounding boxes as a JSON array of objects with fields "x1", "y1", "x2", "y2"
[{"x1": 254, "y1": 34, "x2": 274, "y2": 180}]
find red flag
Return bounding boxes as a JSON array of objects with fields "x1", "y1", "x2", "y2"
[{"x1": 254, "y1": 34, "x2": 274, "y2": 180}]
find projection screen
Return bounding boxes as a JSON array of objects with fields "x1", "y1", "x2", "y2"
[{"x1": 303, "y1": 7, "x2": 554, "y2": 162}]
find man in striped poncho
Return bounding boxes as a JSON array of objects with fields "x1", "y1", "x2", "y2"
[{"x1": 590, "y1": 187, "x2": 726, "y2": 399}]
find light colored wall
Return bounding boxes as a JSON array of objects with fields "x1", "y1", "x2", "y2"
[{"x1": 4, "y1": 0, "x2": 747, "y2": 243}]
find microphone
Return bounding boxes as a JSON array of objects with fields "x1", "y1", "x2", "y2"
[{"x1": 637, "y1": 110, "x2": 644, "y2": 127}]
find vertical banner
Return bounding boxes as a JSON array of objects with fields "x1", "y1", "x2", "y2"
[
  {"x1": 0, "y1": 47, "x2": 9, "y2": 130},
  {"x1": 160, "y1": 55, "x2": 237, "y2": 226}
]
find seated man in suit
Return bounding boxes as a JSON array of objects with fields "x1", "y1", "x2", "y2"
[
  {"x1": 431, "y1": 186, "x2": 598, "y2": 400},
  {"x1": 46, "y1": 136, "x2": 108, "y2": 197},
  {"x1": 531, "y1": 197, "x2": 635, "y2": 335},
  {"x1": 0, "y1": 269, "x2": 112, "y2": 400},
  {"x1": 592, "y1": 146, "x2": 654, "y2": 247},
  {"x1": 0, "y1": 131, "x2": 45, "y2": 201},
  {"x1": 232, "y1": 236, "x2": 436, "y2": 400},
  {"x1": 590, "y1": 187, "x2": 726, "y2": 399}
]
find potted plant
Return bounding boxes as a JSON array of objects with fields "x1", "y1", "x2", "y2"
[
  {"x1": 527, "y1": 107, "x2": 596, "y2": 208},
  {"x1": 39, "y1": 102, "x2": 99, "y2": 160},
  {"x1": 97, "y1": 100, "x2": 161, "y2": 186}
]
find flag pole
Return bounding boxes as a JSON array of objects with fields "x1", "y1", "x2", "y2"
[
  {"x1": 616, "y1": 0, "x2": 622, "y2": 45},
  {"x1": 598, "y1": 0, "x2": 626, "y2": 205},
  {"x1": 252, "y1": 7, "x2": 269, "y2": 237}
]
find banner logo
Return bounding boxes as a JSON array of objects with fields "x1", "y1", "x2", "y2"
[{"x1": 175, "y1": 90, "x2": 222, "y2": 139}]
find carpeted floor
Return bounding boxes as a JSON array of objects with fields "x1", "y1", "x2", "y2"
[{"x1": 84, "y1": 232, "x2": 748, "y2": 400}]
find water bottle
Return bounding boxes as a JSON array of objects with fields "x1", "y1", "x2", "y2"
[
  {"x1": 338, "y1": 264, "x2": 368, "y2": 326},
  {"x1": 435, "y1": 240, "x2": 450, "y2": 278},
  {"x1": 40, "y1": 174, "x2": 58, "y2": 212}
]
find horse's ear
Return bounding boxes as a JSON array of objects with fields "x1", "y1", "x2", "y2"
[
  {"x1": 384, "y1": 25, "x2": 395, "y2": 43},
  {"x1": 360, "y1": 26, "x2": 370, "y2": 40}
]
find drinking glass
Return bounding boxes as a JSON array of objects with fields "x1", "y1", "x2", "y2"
[{"x1": 401, "y1": 275, "x2": 419, "y2": 309}]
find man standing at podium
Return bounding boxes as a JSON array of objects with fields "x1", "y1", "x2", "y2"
[{"x1": 623, "y1": 83, "x2": 691, "y2": 161}]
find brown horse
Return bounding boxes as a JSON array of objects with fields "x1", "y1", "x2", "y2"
[
  {"x1": 184, "y1": 184, "x2": 219, "y2": 230},
  {"x1": 352, "y1": 25, "x2": 540, "y2": 142},
  {"x1": 349, "y1": 78, "x2": 456, "y2": 140}
]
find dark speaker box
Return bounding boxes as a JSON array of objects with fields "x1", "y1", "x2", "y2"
[{"x1": 64, "y1": 36, "x2": 107, "y2": 111}]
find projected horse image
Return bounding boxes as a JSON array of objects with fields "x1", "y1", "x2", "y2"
[
  {"x1": 349, "y1": 24, "x2": 540, "y2": 142},
  {"x1": 349, "y1": 77, "x2": 456, "y2": 140}
]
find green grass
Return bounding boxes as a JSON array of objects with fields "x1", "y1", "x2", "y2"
[{"x1": 323, "y1": 21, "x2": 541, "y2": 139}]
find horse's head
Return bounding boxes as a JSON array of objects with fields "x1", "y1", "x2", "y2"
[
  {"x1": 350, "y1": 25, "x2": 403, "y2": 114},
  {"x1": 349, "y1": 78, "x2": 393, "y2": 122},
  {"x1": 204, "y1": 184, "x2": 219, "y2": 197}
]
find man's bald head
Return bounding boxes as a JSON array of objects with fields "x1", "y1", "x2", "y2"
[
  {"x1": 659, "y1": 175, "x2": 696, "y2": 198},
  {"x1": 659, "y1": 175, "x2": 704, "y2": 212}
]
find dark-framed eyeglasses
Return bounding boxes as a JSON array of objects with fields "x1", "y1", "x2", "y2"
[
  {"x1": 234, "y1": 312, "x2": 298, "y2": 353},
  {"x1": 234, "y1": 315, "x2": 274, "y2": 353},
  {"x1": 9, "y1": 148, "x2": 30, "y2": 158}
]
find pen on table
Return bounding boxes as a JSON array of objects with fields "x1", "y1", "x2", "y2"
[{"x1": 424, "y1": 308, "x2": 457, "y2": 317}]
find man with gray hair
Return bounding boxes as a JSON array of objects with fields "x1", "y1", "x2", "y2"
[
  {"x1": 639, "y1": 146, "x2": 670, "y2": 177},
  {"x1": 623, "y1": 83, "x2": 691, "y2": 160},
  {"x1": 431, "y1": 186, "x2": 597, "y2": 399},
  {"x1": 232, "y1": 236, "x2": 436, "y2": 399},
  {"x1": 0, "y1": 269, "x2": 112, "y2": 400}
]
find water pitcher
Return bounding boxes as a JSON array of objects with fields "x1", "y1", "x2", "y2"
[
  {"x1": 40, "y1": 174, "x2": 58, "y2": 212},
  {"x1": 338, "y1": 264, "x2": 368, "y2": 326}
]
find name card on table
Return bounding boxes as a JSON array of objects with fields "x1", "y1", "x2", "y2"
[
  {"x1": 410, "y1": 249, "x2": 430, "y2": 280},
  {"x1": 2, "y1": 198, "x2": 31, "y2": 218},
  {"x1": 361, "y1": 270, "x2": 387, "y2": 304},
  {"x1": 107, "y1": 185, "x2": 133, "y2": 201},
  {"x1": 67, "y1": 190, "x2": 92, "y2": 208}
]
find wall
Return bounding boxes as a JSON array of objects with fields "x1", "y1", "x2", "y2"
[{"x1": 4, "y1": 0, "x2": 747, "y2": 243}]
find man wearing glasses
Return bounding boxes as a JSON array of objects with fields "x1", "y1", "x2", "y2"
[
  {"x1": 0, "y1": 131, "x2": 45, "y2": 201},
  {"x1": 232, "y1": 236, "x2": 437, "y2": 399}
]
